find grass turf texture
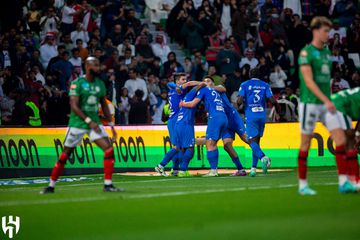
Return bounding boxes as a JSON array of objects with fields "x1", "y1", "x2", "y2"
[{"x1": 0, "y1": 167, "x2": 359, "y2": 240}]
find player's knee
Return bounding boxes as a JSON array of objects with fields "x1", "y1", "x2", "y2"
[{"x1": 331, "y1": 129, "x2": 347, "y2": 147}]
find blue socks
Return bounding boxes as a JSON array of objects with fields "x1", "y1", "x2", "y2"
[
  {"x1": 207, "y1": 149, "x2": 219, "y2": 170},
  {"x1": 160, "y1": 148, "x2": 178, "y2": 167},
  {"x1": 250, "y1": 142, "x2": 265, "y2": 168},
  {"x1": 232, "y1": 157, "x2": 244, "y2": 170},
  {"x1": 252, "y1": 152, "x2": 258, "y2": 168},
  {"x1": 172, "y1": 152, "x2": 180, "y2": 170},
  {"x1": 180, "y1": 149, "x2": 194, "y2": 171}
]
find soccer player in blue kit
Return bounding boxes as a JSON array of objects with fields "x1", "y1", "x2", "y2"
[
  {"x1": 180, "y1": 77, "x2": 228, "y2": 177},
  {"x1": 155, "y1": 73, "x2": 200, "y2": 176},
  {"x1": 237, "y1": 68, "x2": 280, "y2": 177},
  {"x1": 176, "y1": 83, "x2": 207, "y2": 177}
]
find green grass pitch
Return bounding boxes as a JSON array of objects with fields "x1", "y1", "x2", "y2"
[{"x1": 0, "y1": 167, "x2": 359, "y2": 240}]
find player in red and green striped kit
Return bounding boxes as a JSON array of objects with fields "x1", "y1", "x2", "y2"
[
  {"x1": 332, "y1": 87, "x2": 360, "y2": 189},
  {"x1": 41, "y1": 57, "x2": 122, "y2": 194},
  {"x1": 297, "y1": 16, "x2": 357, "y2": 195}
]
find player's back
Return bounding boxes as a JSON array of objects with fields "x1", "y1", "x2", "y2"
[
  {"x1": 196, "y1": 86, "x2": 226, "y2": 117},
  {"x1": 177, "y1": 88, "x2": 198, "y2": 124},
  {"x1": 331, "y1": 87, "x2": 360, "y2": 120},
  {"x1": 239, "y1": 79, "x2": 272, "y2": 120}
]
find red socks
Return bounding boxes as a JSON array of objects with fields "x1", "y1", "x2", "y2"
[
  {"x1": 298, "y1": 151, "x2": 308, "y2": 180},
  {"x1": 335, "y1": 145, "x2": 347, "y2": 176},
  {"x1": 50, "y1": 152, "x2": 69, "y2": 181},
  {"x1": 346, "y1": 149, "x2": 359, "y2": 183},
  {"x1": 104, "y1": 148, "x2": 115, "y2": 181}
]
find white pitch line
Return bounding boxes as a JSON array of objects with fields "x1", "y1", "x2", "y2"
[{"x1": 0, "y1": 182, "x2": 338, "y2": 207}]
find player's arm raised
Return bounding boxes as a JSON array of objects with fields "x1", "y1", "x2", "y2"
[
  {"x1": 70, "y1": 95, "x2": 100, "y2": 132},
  {"x1": 300, "y1": 65, "x2": 336, "y2": 113},
  {"x1": 182, "y1": 81, "x2": 202, "y2": 89},
  {"x1": 213, "y1": 85, "x2": 226, "y2": 93},
  {"x1": 100, "y1": 96, "x2": 117, "y2": 142}
]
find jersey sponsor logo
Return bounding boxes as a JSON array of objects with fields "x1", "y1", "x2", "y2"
[
  {"x1": 82, "y1": 83, "x2": 90, "y2": 90},
  {"x1": 248, "y1": 86, "x2": 252, "y2": 90},
  {"x1": 95, "y1": 86, "x2": 100, "y2": 93},
  {"x1": 321, "y1": 64, "x2": 330, "y2": 74}
]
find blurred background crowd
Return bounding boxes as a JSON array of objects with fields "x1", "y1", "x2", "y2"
[{"x1": 0, "y1": 0, "x2": 359, "y2": 126}]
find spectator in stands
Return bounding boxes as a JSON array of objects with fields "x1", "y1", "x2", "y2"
[
  {"x1": 61, "y1": 0, "x2": 83, "y2": 36},
  {"x1": 239, "y1": 49, "x2": 258, "y2": 70},
  {"x1": 181, "y1": 16, "x2": 204, "y2": 53},
  {"x1": 191, "y1": 55, "x2": 206, "y2": 81},
  {"x1": 163, "y1": 52, "x2": 184, "y2": 78},
  {"x1": 216, "y1": 38, "x2": 240, "y2": 76},
  {"x1": 331, "y1": 71, "x2": 350, "y2": 93},
  {"x1": 40, "y1": 34, "x2": 58, "y2": 69},
  {"x1": 232, "y1": 4, "x2": 250, "y2": 52},
  {"x1": 205, "y1": 30, "x2": 223, "y2": 66},
  {"x1": 129, "y1": 89, "x2": 148, "y2": 124},
  {"x1": 347, "y1": 14, "x2": 360, "y2": 54},
  {"x1": 332, "y1": 0, "x2": 357, "y2": 27},
  {"x1": 124, "y1": 68, "x2": 148, "y2": 101},
  {"x1": 219, "y1": 0, "x2": 234, "y2": 37},
  {"x1": 198, "y1": 9, "x2": 216, "y2": 37},
  {"x1": 258, "y1": 55, "x2": 271, "y2": 83},
  {"x1": 120, "y1": 48, "x2": 135, "y2": 67},
  {"x1": 27, "y1": 1, "x2": 42, "y2": 33},
  {"x1": 110, "y1": 24, "x2": 125, "y2": 46},
  {"x1": 225, "y1": 67, "x2": 242, "y2": 99},
  {"x1": 331, "y1": 48, "x2": 345, "y2": 67},
  {"x1": 259, "y1": 24, "x2": 273, "y2": 49},
  {"x1": 184, "y1": 57, "x2": 192, "y2": 74},
  {"x1": 119, "y1": 87, "x2": 130, "y2": 125},
  {"x1": 118, "y1": 37, "x2": 135, "y2": 57},
  {"x1": 329, "y1": 19, "x2": 347, "y2": 45},
  {"x1": 69, "y1": 48, "x2": 83, "y2": 77},
  {"x1": 151, "y1": 34, "x2": 171, "y2": 64},
  {"x1": 103, "y1": 37, "x2": 117, "y2": 58},
  {"x1": 50, "y1": 51, "x2": 73, "y2": 91},
  {"x1": 71, "y1": 22, "x2": 89, "y2": 48},
  {"x1": 0, "y1": 40, "x2": 16, "y2": 70},
  {"x1": 269, "y1": 64, "x2": 287, "y2": 93},
  {"x1": 136, "y1": 34, "x2": 155, "y2": 66},
  {"x1": 39, "y1": 7, "x2": 60, "y2": 39}
]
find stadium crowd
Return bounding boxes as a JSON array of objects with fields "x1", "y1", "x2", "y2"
[{"x1": 0, "y1": 0, "x2": 359, "y2": 126}]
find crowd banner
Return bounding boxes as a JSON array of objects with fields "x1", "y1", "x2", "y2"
[{"x1": 0, "y1": 123, "x2": 357, "y2": 178}]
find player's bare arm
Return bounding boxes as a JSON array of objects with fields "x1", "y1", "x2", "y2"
[
  {"x1": 182, "y1": 81, "x2": 202, "y2": 89},
  {"x1": 70, "y1": 95, "x2": 100, "y2": 132},
  {"x1": 100, "y1": 96, "x2": 117, "y2": 141},
  {"x1": 300, "y1": 63, "x2": 335, "y2": 113},
  {"x1": 180, "y1": 98, "x2": 201, "y2": 108},
  {"x1": 213, "y1": 85, "x2": 226, "y2": 93},
  {"x1": 355, "y1": 121, "x2": 360, "y2": 147}
]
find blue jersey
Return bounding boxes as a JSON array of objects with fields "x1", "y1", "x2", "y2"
[
  {"x1": 196, "y1": 87, "x2": 226, "y2": 117},
  {"x1": 220, "y1": 92, "x2": 236, "y2": 117},
  {"x1": 238, "y1": 79, "x2": 273, "y2": 119},
  {"x1": 177, "y1": 88, "x2": 198, "y2": 124},
  {"x1": 168, "y1": 84, "x2": 186, "y2": 119}
]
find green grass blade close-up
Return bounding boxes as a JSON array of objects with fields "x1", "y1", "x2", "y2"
[{"x1": 0, "y1": 167, "x2": 359, "y2": 240}]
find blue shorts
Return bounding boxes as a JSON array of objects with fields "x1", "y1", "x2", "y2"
[
  {"x1": 222, "y1": 111, "x2": 246, "y2": 140},
  {"x1": 175, "y1": 122, "x2": 195, "y2": 149},
  {"x1": 206, "y1": 114, "x2": 228, "y2": 141},
  {"x1": 246, "y1": 118, "x2": 265, "y2": 140},
  {"x1": 167, "y1": 117, "x2": 178, "y2": 146}
]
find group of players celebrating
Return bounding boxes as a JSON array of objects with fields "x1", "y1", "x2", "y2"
[{"x1": 41, "y1": 16, "x2": 359, "y2": 196}]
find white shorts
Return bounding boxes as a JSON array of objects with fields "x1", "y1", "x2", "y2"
[
  {"x1": 63, "y1": 125, "x2": 109, "y2": 148},
  {"x1": 299, "y1": 103, "x2": 351, "y2": 135}
]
